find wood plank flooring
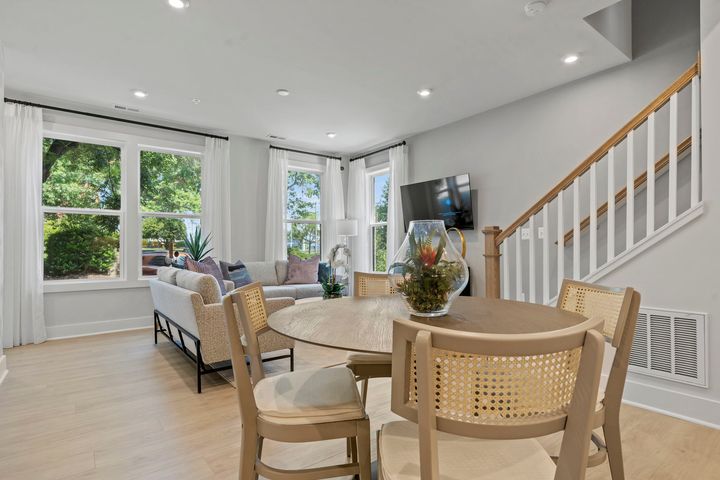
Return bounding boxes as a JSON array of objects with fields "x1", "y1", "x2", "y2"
[{"x1": 1, "y1": 329, "x2": 718, "y2": 479}]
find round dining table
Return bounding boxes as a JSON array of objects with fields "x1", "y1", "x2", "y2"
[{"x1": 267, "y1": 295, "x2": 587, "y2": 355}]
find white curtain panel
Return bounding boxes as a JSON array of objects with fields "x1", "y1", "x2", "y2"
[
  {"x1": 200, "y1": 137, "x2": 231, "y2": 262},
  {"x1": 387, "y1": 144, "x2": 408, "y2": 262},
  {"x1": 265, "y1": 148, "x2": 288, "y2": 261},
  {"x1": 320, "y1": 158, "x2": 346, "y2": 259},
  {"x1": 346, "y1": 158, "x2": 370, "y2": 273},
  {"x1": 2, "y1": 104, "x2": 46, "y2": 347}
]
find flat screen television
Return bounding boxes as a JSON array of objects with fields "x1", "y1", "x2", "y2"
[{"x1": 400, "y1": 173, "x2": 474, "y2": 230}]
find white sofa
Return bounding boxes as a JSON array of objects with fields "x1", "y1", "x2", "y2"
[
  {"x1": 149, "y1": 267, "x2": 295, "y2": 393},
  {"x1": 244, "y1": 260, "x2": 326, "y2": 299}
]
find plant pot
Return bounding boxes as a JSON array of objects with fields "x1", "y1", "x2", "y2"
[
  {"x1": 388, "y1": 220, "x2": 469, "y2": 317},
  {"x1": 323, "y1": 293, "x2": 343, "y2": 300}
]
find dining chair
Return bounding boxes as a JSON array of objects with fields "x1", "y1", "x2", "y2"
[
  {"x1": 557, "y1": 279, "x2": 641, "y2": 480},
  {"x1": 346, "y1": 271, "x2": 395, "y2": 403},
  {"x1": 377, "y1": 315, "x2": 606, "y2": 480},
  {"x1": 222, "y1": 282, "x2": 372, "y2": 480}
]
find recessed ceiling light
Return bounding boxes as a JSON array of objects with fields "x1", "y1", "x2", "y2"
[
  {"x1": 132, "y1": 89, "x2": 148, "y2": 98},
  {"x1": 276, "y1": 89, "x2": 290, "y2": 96},
  {"x1": 192, "y1": 98, "x2": 201, "y2": 104},
  {"x1": 326, "y1": 132, "x2": 337, "y2": 139},
  {"x1": 563, "y1": 54, "x2": 579, "y2": 64},
  {"x1": 168, "y1": 0, "x2": 190, "y2": 9},
  {"x1": 417, "y1": 88, "x2": 433, "y2": 97},
  {"x1": 524, "y1": 1, "x2": 547, "y2": 17}
]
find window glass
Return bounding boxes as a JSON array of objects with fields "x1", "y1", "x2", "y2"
[
  {"x1": 286, "y1": 170, "x2": 322, "y2": 260},
  {"x1": 140, "y1": 150, "x2": 201, "y2": 214}
]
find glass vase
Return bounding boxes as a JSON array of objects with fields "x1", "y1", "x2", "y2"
[{"x1": 388, "y1": 220, "x2": 469, "y2": 317}]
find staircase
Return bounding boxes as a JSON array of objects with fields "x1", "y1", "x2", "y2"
[{"x1": 483, "y1": 61, "x2": 702, "y2": 304}]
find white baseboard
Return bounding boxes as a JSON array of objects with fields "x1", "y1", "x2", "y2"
[
  {"x1": 0, "y1": 355, "x2": 7, "y2": 387},
  {"x1": 45, "y1": 315, "x2": 154, "y2": 340},
  {"x1": 622, "y1": 377, "x2": 720, "y2": 430}
]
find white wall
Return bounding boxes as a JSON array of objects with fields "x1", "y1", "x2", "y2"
[{"x1": 0, "y1": 41, "x2": 6, "y2": 376}]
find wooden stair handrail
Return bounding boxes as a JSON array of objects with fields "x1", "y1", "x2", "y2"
[
  {"x1": 495, "y1": 61, "x2": 699, "y2": 247},
  {"x1": 562, "y1": 136, "x2": 692, "y2": 246}
]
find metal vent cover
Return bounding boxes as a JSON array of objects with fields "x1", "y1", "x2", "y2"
[{"x1": 628, "y1": 307, "x2": 707, "y2": 387}]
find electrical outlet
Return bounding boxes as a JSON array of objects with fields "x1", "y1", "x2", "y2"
[
  {"x1": 521, "y1": 228, "x2": 531, "y2": 240},
  {"x1": 538, "y1": 227, "x2": 545, "y2": 239}
]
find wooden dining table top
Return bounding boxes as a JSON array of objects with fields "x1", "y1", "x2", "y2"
[{"x1": 267, "y1": 295, "x2": 588, "y2": 354}]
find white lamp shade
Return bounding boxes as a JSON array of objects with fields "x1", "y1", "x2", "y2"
[{"x1": 336, "y1": 219, "x2": 359, "y2": 237}]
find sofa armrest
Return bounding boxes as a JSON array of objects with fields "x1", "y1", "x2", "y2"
[
  {"x1": 266, "y1": 297, "x2": 296, "y2": 315},
  {"x1": 222, "y1": 280, "x2": 234, "y2": 293}
]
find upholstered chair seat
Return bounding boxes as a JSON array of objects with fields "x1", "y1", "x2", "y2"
[{"x1": 345, "y1": 352, "x2": 392, "y2": 365}]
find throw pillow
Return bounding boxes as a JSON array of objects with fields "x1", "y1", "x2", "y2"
[
  {"x1": 219, "y1": 260, "x2": 253, "y2": 289},
  {"x1": 285, "y1": 255, "x2": 321, "y2": 285},
  {"x1": 318, "y1": 262, "x2": 331, "y2": 284},
  {"x1": 186, "y1": 257, "x2": 227, "y2": 295}
]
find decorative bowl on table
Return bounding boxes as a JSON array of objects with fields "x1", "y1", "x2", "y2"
[{"x1": 387, "y1": 220, "x2": 469, "y2": 317}]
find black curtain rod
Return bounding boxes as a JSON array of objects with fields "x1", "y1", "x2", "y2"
[
  {"x1": 269, "y1": 145, "x2": 341, "y2": 161},
  {"x1": 4, "y1": 97, "x2": 229, "y2": 141},
  {"x1": 349, "y1": 140, "x2": 406, "y2": 162}
]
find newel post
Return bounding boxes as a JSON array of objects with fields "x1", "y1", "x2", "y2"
[{"x1": 482, "y1": 226, "x2": 502, "y2": 299}]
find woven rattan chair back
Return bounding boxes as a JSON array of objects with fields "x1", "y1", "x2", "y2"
[
  {"x1": 390, "y1": 317, "x2": 605, "y2": 480},
  {"x1": 557, "y1": 280, "x2": 634, "y2": 348},
  {"x1": 354, "y1": 271, "x2": 396, "y2": 297},
  {"x1": 222, "y1": 289, "x2": 260, "y2": 423},
  {"x1": 226, "y1": 282, "x2": 269, "y2": 384}
]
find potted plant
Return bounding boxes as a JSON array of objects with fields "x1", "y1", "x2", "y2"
[
  {"x1": 184, "y1": 227, "x2": 213, "y2": 261},
  {"x1": 321, "y1": 273, "x2": 345, "y2": 299}
]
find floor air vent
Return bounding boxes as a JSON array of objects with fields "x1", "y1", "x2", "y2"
[{"x1": 628, "y1": 307, "x2": 707, "y2": 387}]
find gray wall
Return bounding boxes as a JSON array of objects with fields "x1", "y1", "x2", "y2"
[
  {"x1": 0, "y1": 42, "x2": 5, "y2": 360},
  {"x1": 406, "y1": 0, "x2": 700, "y2": 296}
]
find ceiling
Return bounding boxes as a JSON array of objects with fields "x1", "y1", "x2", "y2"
[{"x1": 0, "y1": 0, "x2": 630, "y2": 154}]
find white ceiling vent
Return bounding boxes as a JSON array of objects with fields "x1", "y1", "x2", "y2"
[
  {"x1": 114, "y1": 104, "x2": 140, "y2": 113},
  {"x1": 629, "y1": 307, "x2": 707, "y2": 387}
]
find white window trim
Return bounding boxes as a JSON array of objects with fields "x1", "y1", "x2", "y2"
[
  {"x1": 42, "y1": 121, "x2": 203, "y2": 293},
  {"x1": 367, "y1": 164, "x2": 390, "y2": 273}
]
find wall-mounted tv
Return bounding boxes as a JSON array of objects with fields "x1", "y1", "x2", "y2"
[{"x1": 400, "y1": 173, "x2": 474, "y2": 231}]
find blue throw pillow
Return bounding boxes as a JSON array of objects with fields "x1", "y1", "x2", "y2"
[
  {"x1": 220, "y1": 260, "x2": 253, "y2": 289},
  {"x1": 318, "y1": 262, "x2": 332, "y2": 283}
]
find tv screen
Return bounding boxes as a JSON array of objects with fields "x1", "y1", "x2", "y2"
[{"x1": 401, "y1": 174, "x2": 474, "y2": 231}]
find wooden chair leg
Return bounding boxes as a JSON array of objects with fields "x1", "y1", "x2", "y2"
[
  {"x1": 239, "y1": 429, "x2": 258, "y2": 480},
  {"x1": 604, "y1": 418, "x2": 625, "y2": 480},
  {"x1": 290, "y1": 348, "x2": 295, "y2": 371},
  {"x1": 377, "y1": 429, "x2": 384, "y2": 480},
  {"x1": 361, "y1": 379, "x2": 369, "y2": 405},
  {"x1": 356, "y1": 419, "x2": 372, "y2": 480}
]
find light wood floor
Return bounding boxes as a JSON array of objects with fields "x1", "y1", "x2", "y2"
[{"x1": 1, "y1": 329, "x2": 719, "y2": 479}]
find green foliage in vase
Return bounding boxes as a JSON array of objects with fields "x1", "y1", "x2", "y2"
[
  {"x1": 184, "y1": 227, "x2": 213, "y2": 262},
  {"x1": 321, "y1": 274, "x2": 345, "y2": 299},
  {"x1": 390, "y1": 229, "x2": 463, "y2": 313}
]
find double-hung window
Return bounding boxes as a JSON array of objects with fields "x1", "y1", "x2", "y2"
[
  {"x1": 42, "y1": 135, "x2": 123, "y2": 281},
  {"x1": 140, "y1": 148, "x2": 202, "y2": 276},
  {"x1": 368, "y1": 168, "x2": 390, "y2": 272},
  {"x1": 286, "y1": 164, "x2": 322, "y2": 260},
  {"x1": 42, "y1": 122, "x2": 204, "y2": 287}
]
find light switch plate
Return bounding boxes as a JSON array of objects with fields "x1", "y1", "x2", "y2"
[
  {"x1": 538, "y1": 227, "x2": 545, "y2": 239},
  {"x1": 521, "y1": 228, "x2": 531, "y2": 240}
]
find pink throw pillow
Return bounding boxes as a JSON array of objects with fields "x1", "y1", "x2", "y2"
[{"x1": 285, "y1": 255, "x2": 320, "y2": 285}]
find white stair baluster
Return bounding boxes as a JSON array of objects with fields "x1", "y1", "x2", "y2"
[
  {"x1": 502, "y1": 241, "x2": 510, "y2": 300},
  {"x1": 589, "y1": 163, "x2": 597, "y2": 273},
  {"x1": 573, "y1": 178, "x2": 580, "y2": 280},
  {"x1": 515, "y1": 227, "x2": 523, "y2": 301},
  {"x1": 607, "y1": 147, "x2": 616, "y2": 262},
  {"x1": 691, "y1": 76, "x2": 700, "y2": 206},
  {"x1": 557, "y1": 190, "x2": 564, "y2": 291},
  {"x1": 647, "y1": 113, "x2": 656, "y2": 234},
  {"x1": 542, "y1": 204, "x2": 550, "y2": 305},
  {"x1": 626, "y1": 130, "x2": 635, "y2": 249},
  {"x1": 669, "y1": 92, "x2": 678, "y2": 220},
  {"x1": 528, "y1": 215, "x2": 536, "y2": 303}
]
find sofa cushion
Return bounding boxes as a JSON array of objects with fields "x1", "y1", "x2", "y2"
[
  {"x1": 275, "y1": 260, "x2": 289, "y2": 284},
  {"x1": 285, "y1": 255, "x2": 320, "y2": 285},
  {"x1": 220, "y1": 260, "x2": 253, "y2": 289},
  {"x1": 245, "y1": 261, "x2": 279, "y2": 286},
  {"x1": 157, "y1": 266, "x2": 180, "y2": 285},
  {"x1": 263, "y1": 285, "x2": 298, "y2": 299},
  {"x1": 294, "y1": 283, "x2": 325, "y2": 299},
  {"x1": 176, "y1": 269, "x2": 222, "y2": 305},
  {"x1": 186, "y1": 258, "x2": 227, "y2": 295}
]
